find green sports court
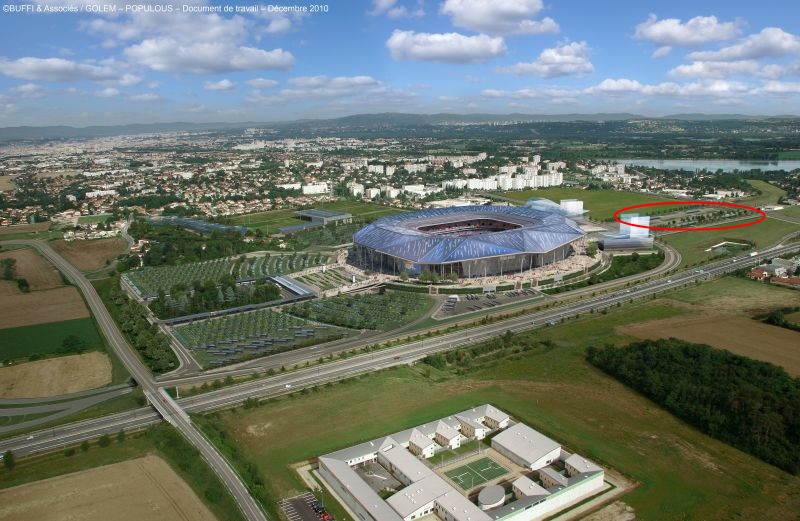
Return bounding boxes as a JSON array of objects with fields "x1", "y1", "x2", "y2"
[{"x1": 444, "y1": 457, "x2": 508, "y2": 490}]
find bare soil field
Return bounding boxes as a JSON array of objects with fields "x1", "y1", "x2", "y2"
[
  {"x1": 51, "y1": 237, "x2": 127, "y2": 271},
  {"x1": 619, "y1": 314, "x2": 800, "y2": 375},
  {"x1": 0, "y1": 222, "x2": 50, "y2": 235},
  {"x1": 34, "y1": 170, "x2": 80, "y2": 179},
  {"x1": 0, "y1": 455, "x2": 218, "y2": 521},
  {"x1": 0, "y1": 247, "x2": 62, "y2": 289},
  {"x1": 0, "y1": 176, "x2": 15, "y2": 191},
  {"x1": 0, "y1": 352, "x2": 111, "y2": 398},
  {"x1": 0, "y1": 285, "x2": 89, "y2": 329}
]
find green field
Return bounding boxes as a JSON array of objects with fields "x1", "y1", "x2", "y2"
[
  {"x1": 741, "y1": 179, "x2": 787, "y2": 207},
  {"x1": 231, "y1": 200, "x2": 404, "y2": 231},
  {"x1": 197, "y1": 276, "x2": 799, "y2": 521},
  {"x1": 0, "y1": 425, "x2": 245, "y2": 521},
  {"x1": 661, "y1": 216, "x2": 799, "y2": 267},
  {"x1": 77, "y1": 214, "x2": 113, "y2": 224},
  {"x1": 445, "y1": 457, "x2": 508, "y2": 490},
  {"x1": 0, "y1": 317, "x2": 103, "y2": 361},
  {"x1": 499, "y1": 187, "x2": 674, "y2": 221},
  {"x1": 777, "y1": 205, "x2": 800, "y2": 218}
]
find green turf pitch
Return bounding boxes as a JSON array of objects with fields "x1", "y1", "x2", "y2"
[{"x1": 444, "y1": 457, "x2": 508, "y2": 490}]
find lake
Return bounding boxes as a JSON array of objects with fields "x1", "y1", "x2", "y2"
[{"x1": 613, "y1": 159, "x2": 800, "y2": 172}]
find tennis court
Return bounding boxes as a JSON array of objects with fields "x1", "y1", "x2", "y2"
[{"x1": 444, "y1": 457, "x2": 508, "y2": 490}]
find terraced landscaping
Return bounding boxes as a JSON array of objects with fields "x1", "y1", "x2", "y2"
[
  {"x1": 297, "y1": 268, "x2": 366, "y2": 291},
  {"x1": 124, "y1": 253, "x2": 328, "y2": 298},
  {"x1": 285, "y1": 291, "x2": 433, "y2": 330},
  {"x1": 173, "y1": 308, "x2": 352, "y2": 367}
]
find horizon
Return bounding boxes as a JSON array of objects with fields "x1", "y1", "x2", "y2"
[{"x1": 1, "y1": 0, "x2": 799, "y2": 125}]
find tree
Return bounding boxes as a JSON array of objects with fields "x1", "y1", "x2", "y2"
[
  {"x1": 116, "y1": 430, "x2": 125, "y2": 443},
  {"x1": 399, "y1": 271, "x2": 409, "y2": 282},
  {"x1": 2, "y1": 450, "x2": 14, "y2": 470},
  {"x1": 98, "y1": 434, "x2": 111, "y2": 447},
  {"x1": 80, "y1": 440, "x2": 90, "y2": 452}
]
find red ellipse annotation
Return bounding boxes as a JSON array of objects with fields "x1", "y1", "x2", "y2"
[{"x1": 612, "y1": 201, "x2": 766, "y2": 232}]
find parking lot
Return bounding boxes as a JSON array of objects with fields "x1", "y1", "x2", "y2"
[
  {"x1": 436, "y1": 289, "x2": 543, "y2": 318},
  {"x1": 279, "y1": 492, "x2": 333, "y2": 521}
]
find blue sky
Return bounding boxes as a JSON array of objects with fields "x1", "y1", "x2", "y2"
[{"x1": 0, "y1": 0, "x2": 798, "y2": 125}]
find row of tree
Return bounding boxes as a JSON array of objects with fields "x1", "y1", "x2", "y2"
[{"x1": 586, "y1": 338, "x2": 800, "y2": 474}]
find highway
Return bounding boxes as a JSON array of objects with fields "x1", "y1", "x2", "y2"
[
  {"x1": 4, "y1": 237, "x2": 798, "y2": 471},
  {"x1": 3, "y1": 240, "x2": 268, "y2": 521}
]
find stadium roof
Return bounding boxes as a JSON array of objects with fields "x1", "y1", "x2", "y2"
[{"x1": 353, "y1": 206, "x2": 584, "y2": 264}]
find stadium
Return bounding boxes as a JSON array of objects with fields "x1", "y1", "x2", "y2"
[{"x1": 352, "y1": 205, "x2": 585, "y2": 277}]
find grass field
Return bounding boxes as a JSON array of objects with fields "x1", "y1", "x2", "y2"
[
  {"x1": 499, "y1": 187, "x2": 673, "y2": 221},
  {"x1": 777, "y1": 205, "x2": 800, "y2": 218},
  {"x1": 741, "y1": 179, "x2": 787, "y2": 207},
  {"x1": 661, "y1": 216, "x2": 799, "y2": 267},
  {"x1": 77, "y1": 214, "x2": 113, "y2": 224},
  {"x1": 0, "y1": 317, "x2": 103, "y2": 361},
  {"x1": 445, "y1": 457, "x2": 508, "y2": 490},
  {"x1": 198, "y1": 275, "x2": 800, "y2": 521},
  {"x1": 231, "y1": 200, "x2": 404, "y2": 231}
]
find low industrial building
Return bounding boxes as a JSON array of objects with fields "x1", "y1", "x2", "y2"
[{"x1": 316, "y1": 404, "x2": 606, "y2": 521}]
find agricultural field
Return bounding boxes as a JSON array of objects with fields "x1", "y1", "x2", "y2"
[
  {"x1": 0, "y1": 426, "x2": 245, "y2": 521},
  {"x1": 231, "y1": 200, "x2": 404, "y2": 231},
  {"x1": 297, "y1": 267, "x2": 365, "y2": 291},
  {"x1": 173, "y1": 308, "x2": 352, "y2": 367},
  {"x1": 499, "y1": 187, "x2": 673, "y2": 221},
  {"x1": 51, "y1": 237, "x2": 127, "y2": 271},
  {"x1": 0, "y1": 352, "x2": 112, "y2": 398},
  {"x1": 0, "y1": 247, "x2": 63, "y2": 289},
  {"x1": 285, "y1": 291, "x2": 434, "y2": 330},
  {"x1": 198, "y1": 274, "x2": 800, "y2": 521},
  {"x1": 0, "y1": 175, "x2": 16, "y2": 191},
  {"x1": 661, "y1": 216, "x2": 799, "y2": 267},
  {"x1": 0, "y1": 285, "x2": 89, "y2": 329},
  {"x1": 0, "y1": 222, "x2": 50, "y2": 236},
  {"x1": 125, "y1": 252, "x2": 328, "y2": 298},
  {"x1": 0, "y1": 317, "x2": 103, "y2": 361}
]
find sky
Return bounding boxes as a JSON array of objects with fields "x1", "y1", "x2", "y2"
[{"x1": 0, "y1": 0, "x2": 799, "y2": 125}]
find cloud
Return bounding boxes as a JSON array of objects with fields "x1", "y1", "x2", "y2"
[
  {"x1": 94, "y1": 87, "x2": 120, "y2": 98},
  {"x1": 669, "y1": 60, "x2": 761, "y2": 78},
  {"x1": 634, "y1": 14, "x2": 741, "y2": 50},
  {"x1": 246, "y1": 78, "x2": 279, "y2": 88},
  {"x1": 204, "y1": 79, "x2": 235, "y2": 91},
  {"x1": 754, "y1": 80, "x2": 800, "y2": 94},
  {"x1": 247, "y1": 75, "x2": 415, "y2": 105},
  {"x1": 440, "y1": 0, "x2": 558, "y2": 36},
  {"x1": 11, "y1": 83, "x2": 46, "y2": 98},
  {"x1": 0, "y1": 57, "x2": 121, "y2": 82},
  {"x1": 181, "y1": 103, "x2": 207, "y2": 113},
  {"x1": 688, "y1": 27, "x2": 800, "y2": 61},
  {"x1": 124, "y1": 38, "x2": 294, "y2": 73},
  {"x1": 651, "y1": 46, "x2": 672, "y2": 59},
  {"x1": 128, "y1": 93, "x2": 163, "y2": 102},
  {"x1": 386, "y1": 30, "x2": 505, "y2": 63},
  {"x1": 369, "y1": 0, "x2": 424, "y2": 18},
  {"x1": 497, "y1": 41, "x2": 593, "y2": 77}
]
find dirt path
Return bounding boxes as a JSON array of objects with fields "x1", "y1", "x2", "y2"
[{"x1": 0, "y1": 455, "x2": 217, "y2": 521}]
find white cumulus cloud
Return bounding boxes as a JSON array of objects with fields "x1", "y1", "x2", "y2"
[
  {"x1": 440, "y1": 0, "x2": 558, "y2": 36},
  {"x1": 204, "y1": 79, "x2": 236, "y2": 91},
  {"x1": 497, "y1": 41, "x2": 593, "y2": 77},
  {"x1": 688, "y1": 27, "x2": 800, "y2": 61},
  {"x1": 0, "y1": 57, "x2": 121, "y2": 82},
  {"x1": 386, "y1": 30, "x2": 506, "y2": 63},
  {"x1": 635, "y1": 14, "x2": 741, "y2": 50}
]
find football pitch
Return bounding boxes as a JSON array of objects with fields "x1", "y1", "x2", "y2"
[{"x1": 444, "y1": 457, "x2": 508, "y2": 490}]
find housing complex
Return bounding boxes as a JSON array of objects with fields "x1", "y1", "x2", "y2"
[{"x1": 317, "y1": 405, "x2": 605, "y2": 521}]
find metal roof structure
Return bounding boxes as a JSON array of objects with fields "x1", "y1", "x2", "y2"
[{"x1": 353, "y1": 206, "x2": 584, "y2": 264}]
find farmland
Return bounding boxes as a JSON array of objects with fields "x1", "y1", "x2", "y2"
[
  {"x1": 197, "y1": 275, "x2": 800, "y2": 521},
  {"x1": 0, "y1": 285, "x2": 89, "y2": 329},
  {"x1": 0, "y1": 352, "x2": 112, "y2": 398},
  {"x1": 125, "y1": 252, "x2": 328, "y2": 298},
  {"x1": 499, "y1": 187, "x2": 673, "y2": 221},
  {"x1": 297, "y1": 267, "x2": 366, "y2": 291},
  {"x1": 173, "y1": 308, "x2": 352, "y2": 367},
  {"x1": 285, "y1": 291, "x2": 433, "y2": 330},
  {"x1": 0, "y1": 247, "x2": 63, "y2": 289},
  {"x1": 51, "y1": 237, "x2": 128, "y2": 271},
  {"x1": 661, "y1": 216, "x2": 799, "y2": 267},
  {"x1": 0, "y1": 317, "x2": 103, "y2": 361},
  {"x1": 231, "y1": 200, "x2": 404, "y2": 231}
]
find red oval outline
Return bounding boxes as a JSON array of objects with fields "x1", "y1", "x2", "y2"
[{"x1": 612, "y1": 201, "x2": 766, "y2": 232}]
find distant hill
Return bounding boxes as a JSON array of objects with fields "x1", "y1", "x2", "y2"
[{"x1": 0, "y1": 112, "x2": 797, "y2": 142}]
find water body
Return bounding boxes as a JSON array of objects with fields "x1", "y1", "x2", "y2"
[{"x1": 614, "y1": 159, "x2": 800, "y2": 172}]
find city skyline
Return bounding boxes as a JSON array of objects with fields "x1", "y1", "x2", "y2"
[{"x1": 1, "y1": 0, "x2": 799, "y2": 125}]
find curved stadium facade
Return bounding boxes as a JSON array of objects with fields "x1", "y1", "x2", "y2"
[{"x1": 353, "y1": 206, "x2": 585, "y2": 277}]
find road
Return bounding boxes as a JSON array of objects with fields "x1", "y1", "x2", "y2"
[
  {"x1": 2, "y1": 240, "x2": 268, "y2": 521},
  {"x1": 4, "y1": 237, "x2": 798, "y2": 466}
]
